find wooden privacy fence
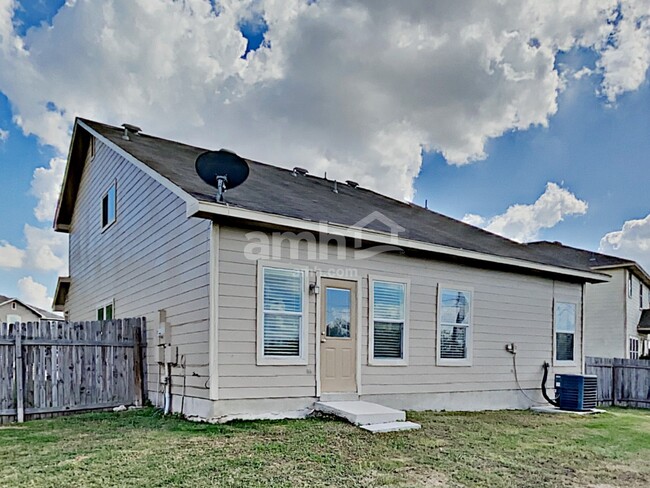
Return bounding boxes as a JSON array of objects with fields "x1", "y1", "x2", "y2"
[
  {"x1": 585, "y1": 356, "x2": 650, "y2": 408},
  {"x1": 0, "y1": 318, "x2": 145, "y2": 423}
]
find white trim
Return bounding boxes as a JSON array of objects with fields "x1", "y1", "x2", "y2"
[
  {"x1": 314, "y1": 270, "x2": 322, "y2": 397},
  {"x1": 100, "y1": 179, "x2": 117, "y2": 232},
  {"x1": 256, "y1": 260, "x2": 310, "y2": 366},
  {"x1": 76, "y1": 120, "x2": 197, "y2": 207},
  {"x1": 629, "y1": 336, "x2": 640, "y2": 360},
  {"x1": 436, "y1": 284, "x2": 474, "y2": 367},
  {"x1": 553, "y1": 300, "x2": 577, "y2": 367},
  {"x1": 189, "y1": 200, "x2": 607, "y2": 283},
  {"x1": 96, "y1": 299, "x2": 115, "y2": 320},
  {"x1": 209, "y1": 223, "x2": 220, "y2": 400},
  {"x1": 368, "y1": 275, "x2": 410, "y2": 366}
]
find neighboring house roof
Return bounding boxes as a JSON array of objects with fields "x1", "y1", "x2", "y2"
[
  {"x1": 54, "y1": 118, "x2": 608, "y2": 283},
  {"x1": 639, "y1": 310, "x2": 650, "y2": 334},
  {"x1": 527, "y1": 241, "x2": 650, "y2": 288},
  {"x1": 0, "y1": 296, "x2": 64, "y2": 321}
]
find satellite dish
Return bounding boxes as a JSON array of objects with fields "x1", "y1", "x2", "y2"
[{"x1": 195, "y1": 150, "x2": 249, "y2": 202}]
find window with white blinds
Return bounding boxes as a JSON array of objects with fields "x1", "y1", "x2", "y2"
[
  {"x1": 555, "y1": 302, "x2": 576, "y2": 363},
  {"x1": 258, "y1": 266, "x2": 307, "y2": 364},
  {"x1": 437, "y1": 287, "x2": 473, "y2": 365},
  {"x1": 370, "y1": 279, "x2": 408, "y2": 364}
]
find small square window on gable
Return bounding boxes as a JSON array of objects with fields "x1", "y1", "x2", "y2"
[{"x1": 101, "y1": 182, "x2": 117, "y2": 230}]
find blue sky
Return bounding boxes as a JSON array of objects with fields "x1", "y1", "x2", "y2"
[
  {"x1": 414, "y1": 58, "x2": 650, "y2": 251},
  {"x1": 0, "y1": 1, "x2": 649, "y2": 309}
]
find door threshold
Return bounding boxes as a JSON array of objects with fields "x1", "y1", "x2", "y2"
[{"x1": 319, "y1": 392, "x2": 360, "y2": 402}]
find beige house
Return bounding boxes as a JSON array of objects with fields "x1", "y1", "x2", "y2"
[
  {"x1": 528, "y1": 242, "x2": 650, "y2": 359},
  {"x1": 0, "y1": 295, "x2": 63, "y2": 324},
  {"x1": 52, "y1": 118, "x2": 608, "y2": 421}
]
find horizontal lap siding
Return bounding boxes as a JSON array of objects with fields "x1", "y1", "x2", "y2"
[
  {"x1": 65, "y1": 141, "x2": 211, "y2": 402},
  {"x1": 584, "y1": 271, "x2": 625, "y2": 358},
  {"x1": 217, "y1": 226, "x2": 583, "y2": 401}
]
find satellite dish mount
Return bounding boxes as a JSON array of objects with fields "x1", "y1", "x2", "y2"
[
  {"x1": 215, "y1": 175, "x2": 228, "y2": 202},
  {"x1": 195, "y1": 149, "x2": 249, "y2": 203}
]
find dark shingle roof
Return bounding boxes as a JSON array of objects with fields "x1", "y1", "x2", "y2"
[
  {"x1": 526, "y1": 241, "x2": 634, "y2": 268},
  {"x1": 78, "y1": 119, "x2": 605, "y2": 277},
  {"x1": 639, "y1": 310, "x2": 650, "y2": 334}
]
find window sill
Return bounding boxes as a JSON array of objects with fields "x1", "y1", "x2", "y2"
[
  {"x1": 436, "y1": 358, "x2": 472, "y2": 367},
  {"x1": 553, "y1": 360, "x2": 577, "y2": 367},
  {"x1": 368, "y1": 358, "x2": 408, "y2": 367},
  {"x1": 256, "y1": 357, "x2": 308, "y2": 366},
  {"x1": 101, "y1": 220, "x2": 116, "y2": 233}
]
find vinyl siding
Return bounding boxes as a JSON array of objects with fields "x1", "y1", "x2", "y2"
[
  {"x1": 625, "y1": 271, "x2": 647, "y2": 356},
  {"x1": 65, "y1": 140, "x2": 212, "y2": 403},
  {"x1": 217, "y1": 225, "x2": 582, "y2": 401}
]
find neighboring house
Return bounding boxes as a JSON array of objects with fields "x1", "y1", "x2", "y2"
[
  {"x1": 0, "y1": 294, "x2": 64, "y2": 324},
  {"x1": 52, "y1": 118, "x2": 607, "y2": 421},
  {"x1": 527, "y1": 242, "x2": 650, "y2": 359}
]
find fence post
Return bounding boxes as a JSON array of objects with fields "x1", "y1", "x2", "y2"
[
  {"x1": 612, "y1": 364, "x2": 617, "y2": 406},
  {"x1": 14, "y1": 323, "x2": 24, "y2": 423},
  {"x1": 133, "y1": 323, "x2": 145, "y2": 407}
]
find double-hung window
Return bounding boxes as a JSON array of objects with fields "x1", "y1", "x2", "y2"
[
  {"x1": 257, "y1": 265, "x2": 307, "y2": 365},
  {"x1": 97, "y1": 302, "x2": 114, "y2": 321},
  {"x1": 555, "y1": 302, "x2": 576, "y2": 363},
  {"x1": 101, "y1": 182, "x2": 117, "y2": 230},
  {"x1": 437, "y1": 287, "x2": 473, "y2": 366},
  {"x1": 370, "y1": 278, "x2": 408, "y2": 365},
  {"x1": 630, "y1": 337, "x2": 640, "y2": 360}
]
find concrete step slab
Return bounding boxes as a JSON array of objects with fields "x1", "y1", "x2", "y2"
[{"x1": 314, "y1": 400, "x2": 405, "y2": 425}]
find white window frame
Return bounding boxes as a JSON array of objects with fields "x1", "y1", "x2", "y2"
[
  {"x1": 640, "y1": 285, "x2": 644, "y2": 310},
  {"x1": 436, "y1": 284, "x2": 474, "y2": 367},
  {"x1": 368, "y1": 275, "x2": 410, "y2": 366},
  {"x1": 101, "y1": 180, "x2": 117, "y2": 231},
  {"x1": 11, "y1": 302, "x2": 16, "y2": 310},
  {"x1": 554, "y1": 301, "x2": 577, "y2": 366},
  {"x1": 97, "y1": 300, "x2": 114, "y2": 321},
  {"x1": 628, "y1": 271, "x2": 633, "y2": 298},
  {"x1": 6, "y1": 314, "x2": 21, "y2": 324},
  {"x1": 629, "y1": 336, "x2": 640, "y2": 360},
  {"x1": 256, "y1": 261, "x2": 309, "y2": 366}
]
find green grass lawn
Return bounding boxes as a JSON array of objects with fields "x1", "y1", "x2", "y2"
[{"x1": 0, "y1": 407, "x2": 649, "y2": 487}]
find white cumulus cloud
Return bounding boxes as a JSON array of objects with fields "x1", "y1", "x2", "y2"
[
  {"x1": 599, "y1": 213, "x2": 650, "y2": 271},
  {"x1": 17, "y1": 276, "x2": 53, "y2": 310},
  {"x1": 30, "y1": 157, "x2": 66, "y2": 222},
  {"x1": 0, "y1": 0, "x2": 648, "y2": 199},
  {"x1": 23, "y1": 224, "x2": 68, "y2": 274},
  {"x1": 462, "y1": 182, "x2": 589, "y2": 242},
  {"x1": 0, "y1": 127, "x2": 8, "y2": 142},
  {"x1": 0, "y1": 240, "x2": 25, "y2": 268}
]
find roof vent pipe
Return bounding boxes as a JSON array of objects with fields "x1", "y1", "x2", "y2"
[
  {"x1": 346, "y1": 180, "x2": 359, "y2": 188},
  {"x1": 121, "y1": 123, "x2": 142, "y2": 141},
  {"x1": 293, "y1": 167, "x2": 308, "y2": 176},
  {"x1": 333, "y1": 180, "x2": 339, "y2": 194}
]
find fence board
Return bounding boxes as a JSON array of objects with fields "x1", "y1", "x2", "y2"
[
  {"x1": 586, "y1": 356, "x2": 650, "y2": 408},
  {"x1": 0, "y1": 318, "x2": 145, "y2": 423}
]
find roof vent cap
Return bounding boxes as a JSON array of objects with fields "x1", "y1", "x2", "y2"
[
  {"x1": 346, "y1": 180, "x2": 359, "y2": 188},
  {"x1": 121, "y1": 123, "x2": 142, "y2": 141},
  {"x1": 293, "y1": 167, "x2": 308, "y2": 176}
]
